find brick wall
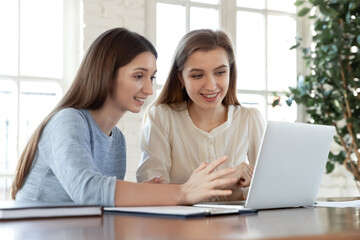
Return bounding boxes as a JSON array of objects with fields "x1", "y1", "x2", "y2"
[{"x1": 82, "y1": 0, "x2": 359, "y2": 197}]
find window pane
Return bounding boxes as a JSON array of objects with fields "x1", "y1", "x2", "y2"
[
  {"x1": 0, "y1": 81, "x2": 18, "y2": 173},
  {"x1": 156, "y1": 88, "x2": 163, "y2": 97},
  {"x1": 19, "y1": 81, "x2": 62, "y2": 151},
  {"x1": 0, "y1": 178, "x2": 13, "y2": 201},
  {"x1": 237, "y1": 93, "x2": 266, "y2": 119},
  {"x1": 0, "y1": 1, "x2": 19, "y2": 76},
  {"x1": 156, "y1": 3, "x2": 186, "y2": 85},
  {"x1": 237, "y1": 11, "x2": 265, "y2": 90},
  {"x1": 191, "y1": 0, "x2": 218, "y2": 4},
  {"x1": 190, "y1": 7, "x2": 219, "y2": 30},
  {"x1": 237, "y1": 0, "x2": 265, "y2": 9},
  {"x1": 267, "y1": 15, "x2": 297, "y2": 91},
  {"x1": 268, "y1": 95, "x2": 297, "y2": 122},
  {"x1": 268, "y1": 0, "x2": 296, "y2": 13},
  {"x1": 20, "y1": 0, "x2": 63, "y2": 78}
]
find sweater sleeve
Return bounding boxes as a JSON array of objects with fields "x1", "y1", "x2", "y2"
[
  {"x1": 136, "y1": 105, "x2": 172, "y2": 183},
  {"x1": 45, "y1": 109, "x2": 116, "y2": 206}
]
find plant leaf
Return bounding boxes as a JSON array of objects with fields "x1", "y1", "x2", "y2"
[
  {"x1": 326, "y1": 161, "x2": 335, "y2": 174},
  {"x1": 272, "y1": 98, "x2": 280, "y2": 107},
  {"x1": 290, "y1": 43, "x2": 300, "y2": 50},
  {"x1": 294, "y1": 0, "x2": 305, "y2": 7},
  {"x1": 345, "y1": 11, "x2": 351, "y2": 24},
  {"x1": 285, "y1": 98, "x2": 293, "y2": 106},
  {"x1": 298, "y1": 7, "x2": 311, "y2": 17}
]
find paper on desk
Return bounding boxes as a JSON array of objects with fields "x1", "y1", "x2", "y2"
[
  {"x1": 104, "y1": 205, "x2": 257, "y2": 217},
  {"x1": 104, "y1": 206, "x2": 209, "y2": 216},
  {"x1": 314, "y1": 200, "x2": 360, "y2": 208}
]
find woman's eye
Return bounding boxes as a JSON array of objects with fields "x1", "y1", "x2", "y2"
[
  {"x1": 150, "y1": 76, "x2": 156, "y2": 81},
  {"x1": 134, "y1": 74, "x2": 143, "y2": 80},
  {"x1": 216, "y1": 70, "x2": 226, "y2": 76},
  {"x1": 191, "y1": 74, "x2": 203, "y2": 79}
]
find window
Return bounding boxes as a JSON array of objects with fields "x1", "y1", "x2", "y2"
[
  {"x1": 0, "y1": 0, "x2": 79, "y2": 200},
  {"x1": 147, "y1": 0, "x2": 301, "y2": 121},
  {"x1": 154, "y1": 0, "x2": 220, "y2": 88},
  {"x1": 236, "y1": 0, "x2": 298, "y2": 121}
]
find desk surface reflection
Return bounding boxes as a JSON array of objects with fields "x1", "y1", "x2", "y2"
[{"x1": 1, "y1": 204, "x2": 359, "y2": 240}]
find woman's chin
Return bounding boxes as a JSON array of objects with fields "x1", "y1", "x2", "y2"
[{"x1": 128, "y1": 106, "x2": 142, "y2": 113}]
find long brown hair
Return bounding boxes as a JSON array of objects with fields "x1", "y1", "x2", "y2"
[
  {"x1": 10, "y1": 28, "x2": 157, "y2": 199},
  {"x1": 155, "y1": 29, "x2": 240, "y2": 108}
]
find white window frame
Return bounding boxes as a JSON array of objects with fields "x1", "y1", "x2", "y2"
[
  {"x1": 0, "y1": 0, "x2": 81, "y2": 198},
  {"x1": 146, "y1": 0, "x2": 308, "y2": 122}
]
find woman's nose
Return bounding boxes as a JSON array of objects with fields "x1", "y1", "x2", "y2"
[
  {"x1": 204, "y1": 75, "x2": 217, "y2": 91},
  {"x1": 143, "y1": 77, "x2": 153, "y2": 95}
]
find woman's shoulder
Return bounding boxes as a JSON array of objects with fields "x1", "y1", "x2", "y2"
[
  {"x1": 54, "y1": 108, "x2": 86, "y2": 120},
  {"x1": 232, "y1": 105, "x2": 265, "y2": 135},
  {"x1": 147, "y1": 102, "x2": 186, "y2": 117},
  {"x1": 48, "y1": 108, "x2": 89, "y2": 130},
  {"x1": 233, "y1": 105, "x2": 264, "y2": 121},
  {"x1": 40, "y1": 108, "x2": 91, "y2": 146},
  {"x1": 143, "y1": 103, "x2": 186, "y2": 130},
  {"x1": 149, "y1": 103, "x2": 172, "y2": 112}
]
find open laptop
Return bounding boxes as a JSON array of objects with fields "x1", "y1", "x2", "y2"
[{"x1": 195, "y1": 121, "x2": 335, "y2": 210}]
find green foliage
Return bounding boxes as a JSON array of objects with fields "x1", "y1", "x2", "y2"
[{"x1": 274, "y1": 0, "x2": 360, "y2": 181}]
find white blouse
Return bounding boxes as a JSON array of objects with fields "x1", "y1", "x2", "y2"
[{"x1": 137, "y1": 102, "x2": 265, "y2": 185}]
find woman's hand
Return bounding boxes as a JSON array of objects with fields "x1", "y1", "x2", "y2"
[
  {"x1": 179, "y1": 156, "x2": 238, "y2": 205},
  {"x1": 234, "y1": 162, "x2": 254, "y2": 188},
  {"x1": 143, "y1": 176, "x2": 169, "y2": 184},
  {"x1": 217, "y1": 161, "x2": 254, "y2": 190}
]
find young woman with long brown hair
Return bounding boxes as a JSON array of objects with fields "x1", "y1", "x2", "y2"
[
  {"x1": 137, "y1": 29, "x2": 265, "y2": 201},
  {"x1": 11, "y1": 28, "x2": 238, "y2": 206}
]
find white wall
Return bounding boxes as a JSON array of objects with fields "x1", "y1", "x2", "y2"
[
  {"x1": 82, "y1": 0, "x2": 359, "y2": 196},
  {"x1": 83, "y1": 0, "x2": 147, "y2": 182}
]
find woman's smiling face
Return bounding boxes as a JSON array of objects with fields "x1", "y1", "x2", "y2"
[
  {"x1": 179, "y1": 47, "x2": 230, "y2": 111},
  {"x1": 111, "y1": 51, "x2": 157, "y2": 114}
]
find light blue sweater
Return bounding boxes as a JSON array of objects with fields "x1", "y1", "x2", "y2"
[{"x1": 16, "y1": 108, "x2": 126, "y2": 206}]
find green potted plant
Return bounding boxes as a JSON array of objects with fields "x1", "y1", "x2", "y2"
[{"x1": 273, "y1": 0, "x2": 360, "y2": 191}]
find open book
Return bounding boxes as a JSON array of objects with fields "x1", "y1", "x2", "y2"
[
  {"x1": 0, "y1": 201, "x2": 102, "y2": 220},
  {"x1": 104, "y1": 205, "x2": 257, "y2": 218}
]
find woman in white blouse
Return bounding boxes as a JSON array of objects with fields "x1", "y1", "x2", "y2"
[{"x1": 137, "y1": 29, "x2": 265, "y2": 200}]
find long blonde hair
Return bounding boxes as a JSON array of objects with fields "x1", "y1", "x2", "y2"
[
  {"x1": 10, "y1": 28, "x2": 157, "y2": 199},
  {"x1": 155, "y1": 29, "x2": 240, "y2": 108}
]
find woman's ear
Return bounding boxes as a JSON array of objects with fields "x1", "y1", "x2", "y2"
[{"x1": 177, "y1": 71, "x2": 185, "y2": 88}]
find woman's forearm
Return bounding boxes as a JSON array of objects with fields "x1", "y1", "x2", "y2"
[
  {"x1": 114, "y1": 157, "x2": 238, "y2": 207},
  {"x1": 114, "y1": 180, "x2": 184, "y2": 206}
]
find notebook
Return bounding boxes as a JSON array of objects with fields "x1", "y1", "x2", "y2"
[
  {"x1": 0, "y1": 201, "x2": 102, "y2": 220},
  {"x1": 195, "y1": 121, "x2": 335, "y2": 210},
  {"x1": 104, "y1": 205, "x2": 257, "y2": 218}
]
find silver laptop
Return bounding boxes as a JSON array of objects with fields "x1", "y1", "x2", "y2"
[{"x1": 195, "y1": 121, "x2": 335, "y2": 210}]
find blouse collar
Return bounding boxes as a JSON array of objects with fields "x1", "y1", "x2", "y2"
[{"x1": 180, "y1": 102, "x2": 235, "y2": 138}]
